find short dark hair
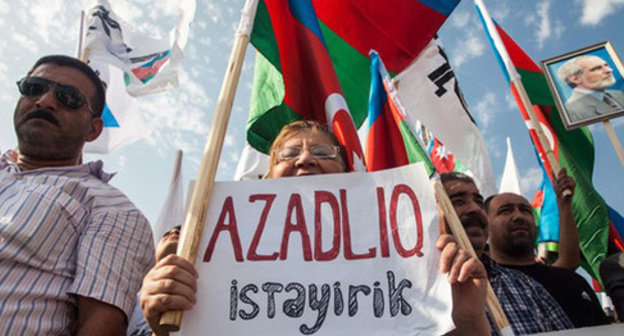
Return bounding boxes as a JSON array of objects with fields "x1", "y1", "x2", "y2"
[
  {"x1": 484, "y1": 194, "x2": 496, "y2": 213},
  {"x1": 440, "y1": 172, "x2": 476, "y2": 187},
  {"x1": 28, "y1": 55, "x2": 106, "y2": 117}
]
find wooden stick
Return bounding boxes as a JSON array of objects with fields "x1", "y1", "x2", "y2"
[
  {"x1": 158, "y1": 0, "x2": 259, "y2": 330},
  {"x1": 432, "y1": 180, "x2": 514, "y2": 335},
  {"x1": 512, "y1": 79, "x2": 560, "y2": 174},
  {"x1": 603, "y1": 120, "x2": 624, "y2": 172},
  {"x1": 77, "y1": 11, "x2": 86, "y2": 59}
]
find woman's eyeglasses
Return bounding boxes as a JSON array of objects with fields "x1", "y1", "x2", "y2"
[{"x1": 274, "y1": 144, "x2": 340, "y2": 161}]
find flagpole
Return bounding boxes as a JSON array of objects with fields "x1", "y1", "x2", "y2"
[
  {"x1": 159, "y1": 0, "x2": 260, "y2": 331},
  {"x1": 433, "y1": 180, "x2": 514, "y2": 336},
  {"x1": 78, "y1": 10, "x2": 87, "y2": 165},
  {"x1": 601, "y1": 42, "x2": 624, "y2": 172},
  {"x1": 153, "y1": 149, "x2": 184, "y2": 244},
  {"x1": 77, "y1": 11, "x2": 86, "y2": 59},
  {"x1": 603, "y1": 120, "x2": 624, "y2": 170},
  {"x1": 474, "y1": 0, "x2": 570, "y2": 197},
  {"x1": 78, "y1": 10, "x2": 91, "y2": 63}
]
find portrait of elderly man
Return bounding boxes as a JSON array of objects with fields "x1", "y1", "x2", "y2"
[{"x1": 557, "y1": 54, "x2": 624, "y2": 123}]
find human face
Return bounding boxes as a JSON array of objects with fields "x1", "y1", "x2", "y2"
[
  {"x1": 487, "y1": 193, "x2": 536, "y2": 259},
  {"x1": 156, "y1": 226, "x2": 181, "y2": 261},
  {"x1": 13, "y1": 64, "x2": 102, "y2": 161},
  {"x1": 269, "y1": 129, "x2": 346, "y2": 178},
  {"x1": 573, "y1": 56, "x2": 616, "y2": 91},
  {"x1": 443, "y1": 180, "x2": 488, "y2": 256}
]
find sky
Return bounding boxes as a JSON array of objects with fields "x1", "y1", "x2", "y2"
[{"x1": 1, "y1": 0, "x2": 624, "y2": 227}]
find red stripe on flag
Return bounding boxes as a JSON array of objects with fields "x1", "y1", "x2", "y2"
[
  {"x1": 531, "y1": 189, "x2": 544, "y2": 209},
  {"x1": 366, "y1": 107, "x2": 409, "y2": 171},
  {"x1": 268, "y1": 3, "x2": 336, "y2": 121},
  {"x1": 313, "y1": 0, "x2": 447, "y2": 73},
  {"x1": 332, "y1": 109, "x2": 366, "y2": 168},
  {"x1": 610, "y1": 222, "x2": 624, "y2": 251},
  {"x1": 131, "y1": 57, "x2": 169, "y2": 82},
  {"x1": 264, "y1": 0, "x2": 364, "y2": 170},
  {"x1": 510, "y1": 82, "x2": 557, "y2": 181},
  {"x1": 495, "y1": 25, "x2": 541, "y2": 73}
]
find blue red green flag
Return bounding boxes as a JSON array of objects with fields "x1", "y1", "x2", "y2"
[
  {"x1": 248, "y1": 0, "x2": 460, "y2": 171},
  {"x1": 366, "y1": 51, "x2": 434, "y2": 175}
]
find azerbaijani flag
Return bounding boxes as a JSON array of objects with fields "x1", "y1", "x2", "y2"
[
  {"x1": 248, "y1": 0, "x2": 460, "y2": 170},
  {"x1": 420, "y1": 126, "x2": 468, "y2": 175},
  {"x1": 366, "y1": 51, "x2": 434, "y2": 174},
  {"x1": 476, "y1": 0, "x2": 615, "y2": 280}
]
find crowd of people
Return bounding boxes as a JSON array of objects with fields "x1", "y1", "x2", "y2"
[{"x1": 0, "y1": 55, "x2": 622, "y2": 335}]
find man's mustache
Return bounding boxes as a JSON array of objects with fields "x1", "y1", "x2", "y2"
[
  {"x1": 25, "y1": 109, "x2": 60, "y2": 127},
  {"x1": 461, "y1": 213, "x2": 487, "y2": 230}
]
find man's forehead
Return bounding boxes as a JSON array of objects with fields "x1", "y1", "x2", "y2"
[
  {"x1": 444, "y1": 180, "x2": 481, "y2": 197},
  {"x1": 579, "y1": 56, "x2": 606, "y2": 68},
  {"x1": 30, "y1": 64, "x2": 89, "y2": 84},
  {"x1": 30, "y1": 63, "x2": 95, "y2": 99},
  {"x1": 491, "y1": 193, "x2": 530, "y2": 208}
]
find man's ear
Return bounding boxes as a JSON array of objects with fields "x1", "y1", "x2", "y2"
[
  {"x1": 86, "y1": 117, "x2": 104, "y2": 142},
  {"x1": 568, "y1": 74, "x2": 583, "y2": 86}
]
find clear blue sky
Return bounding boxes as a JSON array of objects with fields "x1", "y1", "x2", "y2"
[{"x1": 1, "y1": 0, "x2": 623, "y2": 226}]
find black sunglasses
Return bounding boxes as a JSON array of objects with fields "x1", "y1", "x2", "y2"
[{"x1": 16, "y1": 76, "x2": 94, "y2": 115}]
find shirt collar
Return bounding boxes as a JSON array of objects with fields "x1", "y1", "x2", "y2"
[
  {"x1": 1, "y1": 150, "x2": 115, "y2": 183},
  {"x1": 574, "y1": 87, "x2": 605, "y2": 100},
  {"x1": 479, "y1": 253, "x2": 500, "y2": 278}
]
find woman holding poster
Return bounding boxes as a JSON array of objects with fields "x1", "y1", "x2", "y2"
[{"x1": 139, "y1": 121, "x2": 490, "y2": 336}]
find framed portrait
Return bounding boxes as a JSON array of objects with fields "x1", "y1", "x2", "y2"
[{"x1": 541, "y1": 41, "x2": 624, "y2": 130}]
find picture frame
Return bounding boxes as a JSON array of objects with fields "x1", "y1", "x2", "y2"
[{"x1": 541, "y1": 41, "x2": 624, "y2": 130}]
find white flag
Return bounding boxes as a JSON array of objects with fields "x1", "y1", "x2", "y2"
[
  {"x1": 499, "y1": 137, "x2": 523, "y2": 195},
  {"x1": 84, "y1": 0, "x2": 195, "y2": 96},
  {"x1": 84, "y1": 60, "x2": 150, "y2": 153},
  {"x1": 394, "y1": 39, "x2": 496, "y2": 196},
  {"x1": 153, "y1": 150, "x2": 184, "y2": 244},
  {"x1": 233, "y1": 143, "x2": 270, "y2": 181}
]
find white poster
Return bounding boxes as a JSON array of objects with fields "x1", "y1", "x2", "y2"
[{"x1": 181, "y1": 163, "x2": 453, "y2": 335}]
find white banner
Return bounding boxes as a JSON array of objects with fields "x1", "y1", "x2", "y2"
[
  {"x1": 181, "y1": 163, "x2": 454, "y2": 335},
  {"x1": 394, "y1": 39, "x2": 496, "y2": 197},
  {"x1": 84, "y1": 0, "x2": 195, "y2": 96},
  {"x1": 83, "y1": 60, "x2": 150, "y2": 153}
]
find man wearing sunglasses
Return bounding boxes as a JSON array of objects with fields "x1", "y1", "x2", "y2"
[{"x1": 0, "y1": 55, "x2": 155, "y2": 335}]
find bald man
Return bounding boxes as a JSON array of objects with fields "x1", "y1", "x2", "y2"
[{"x1": 485, "y1": 170, "x2": 609, "y2": 328}]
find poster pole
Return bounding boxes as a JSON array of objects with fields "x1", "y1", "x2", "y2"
[
  {"x1": 603, "y1": 120, "x2": 624, "y2": 171},
  {"x1": 159, "y1": 0, "x2": 260, "y2": 331}
]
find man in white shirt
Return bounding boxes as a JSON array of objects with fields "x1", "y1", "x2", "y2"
[{"x1": 1, "y1": 55, "x2": 154, "y2": 335}]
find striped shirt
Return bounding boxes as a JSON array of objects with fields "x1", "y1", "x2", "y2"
[
  {"x1": 482, "y1": 255, "x2": 573, "y2": 335},
  {"x1": 0, "y1": 151, "x2": 155, "y2": 335}
]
